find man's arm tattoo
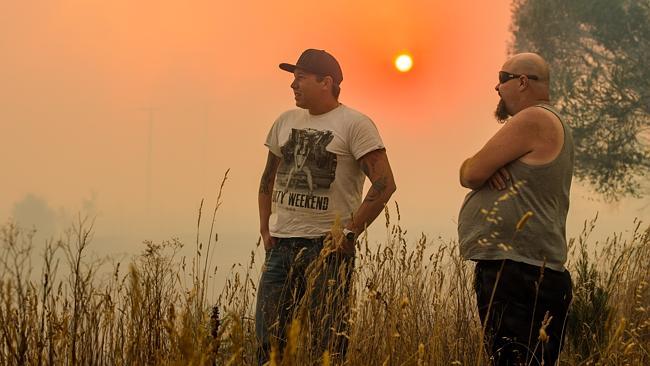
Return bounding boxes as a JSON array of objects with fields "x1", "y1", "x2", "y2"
[
  {"x1": 259, "y1": 174, "x2": 272, "y2": 195},
  {"x1": 364, "y1": 176, "x2": 388, "y2": 203},
  {"x1": 361, "y1": 160, "x2": 370, "y2": 177},
  {"x1": 361, "y1": 154, "x2": 388, "y2": 203},
  {"x1": 259, "y1": 155, "x2": 278, "y2": 195}
]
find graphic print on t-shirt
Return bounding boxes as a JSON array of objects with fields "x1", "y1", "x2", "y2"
[{"x1": 276, "y1": 128, "x2": 337, "y2": 196}]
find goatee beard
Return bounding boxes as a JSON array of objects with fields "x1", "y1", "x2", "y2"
[{"x1": 494, "y1": 99, "x2": 510, "y2": 123}]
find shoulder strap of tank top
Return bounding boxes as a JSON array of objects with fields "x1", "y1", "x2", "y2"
[
  {"x1": 534, "y1": 104, "x2": 572, "y2": 155},
  {"x1": 533, "y1": 103, "x2": 565, "y2": 123}
]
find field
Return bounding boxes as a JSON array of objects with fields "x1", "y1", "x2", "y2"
[{"x1": 1, "y1": 194, "x2": 648, "y2": 365}]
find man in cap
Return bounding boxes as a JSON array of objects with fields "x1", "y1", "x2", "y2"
[
  {"x1": 255, "y1": 49, "x2": 396, "y2": 364},
  {"x1": 458, "y1": 53, "x2": 574, "y2": 365}
]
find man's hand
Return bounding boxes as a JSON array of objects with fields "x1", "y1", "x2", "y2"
[
  {"x1": 340, "y1": 235, "x2": 356, "y2": 256},
  {"x1": 261, "y1": 230, "x2": 277, "y2": 251},
  {"x1": 488, "y1": 167, "x2": 511, "y2": 190},
  {"x1": 325, "y1": 229, "x2": 356, "y2": 256}
]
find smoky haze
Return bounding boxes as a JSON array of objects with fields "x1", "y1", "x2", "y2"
[{"x1": 1, "y1": 1, "x2": 648, "y2": 289}]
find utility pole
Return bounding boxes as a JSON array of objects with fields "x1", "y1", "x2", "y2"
[
  {"x1": 202, "y1": 105, "x2": 209, "y2": 193},
  {"x1": 147, "y1": 109, "x2": 153, "y2": 214},
  {"x1": 141, "y1": 107, "x2": 157, "y2": 216}
]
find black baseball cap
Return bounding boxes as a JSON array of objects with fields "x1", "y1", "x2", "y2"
[{"x1": 279, "y1": 49, "x2": 343, "y2": 85}]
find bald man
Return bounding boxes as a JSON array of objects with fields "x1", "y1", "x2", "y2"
[{"x1": 458, "y1": 53, "x2": 574, "y2": 365}]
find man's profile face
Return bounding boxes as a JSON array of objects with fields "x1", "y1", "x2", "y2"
[{"x1": 290, "y1": 69, "x2": 323, "y2": 110}]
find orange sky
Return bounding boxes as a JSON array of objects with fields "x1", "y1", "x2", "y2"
[{"x1": 1, "y1": 1, "x2": 647, "y2": 271}]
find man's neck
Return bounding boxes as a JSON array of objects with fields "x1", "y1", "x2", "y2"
[
  {"x1": 309, "y1": 100, "x2": 340, "y2": 115},
  {"x1": 518, "y1": 98, "x2": 551, "y2": 112}
]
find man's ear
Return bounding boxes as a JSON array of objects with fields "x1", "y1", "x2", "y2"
[
  {"x1": 519, "y1": 75, "x2": 529, "y2": 91},
  {"x1": 322, "y1": 75, "x2": 333, "y2": 90}
]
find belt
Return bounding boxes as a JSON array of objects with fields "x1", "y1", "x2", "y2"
[{"x1": 277, "y1": 236, "x2": 325, "y2": 248}]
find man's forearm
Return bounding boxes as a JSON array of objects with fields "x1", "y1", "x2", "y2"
[
  {"x1": 259, "y1": 193, "x2": 272, "y2": 233},
  {"x1": 350, "y1": 149, "x2": 397, "y2": 233},
  {"x1": 258, "y1": 152, "x2": 279, "y2": 233},
  {"x1": 459, "y1": 158, "x2": 485, "y2": 189},
  {"x1": 348, "y1": 181, "x2": 396, "y2": 233},
  {"x1": 258, "y1": 177, "x2": 274, "y2": 233}
]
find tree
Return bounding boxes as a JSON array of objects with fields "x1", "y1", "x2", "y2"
[
  {"x1": 510, "y1": 0, "x2": 650, "y2": 201},
  {"x1": 12, "y1": 194, "x2": 58, "y2": 237}
]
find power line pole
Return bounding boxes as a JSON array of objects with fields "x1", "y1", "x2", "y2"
[
  {"x1": 141, "y1": 107, "x2": 157, "y2": 216},
  {"x1": 202, "y1": 105, "x2": 209, "y2": 192}
]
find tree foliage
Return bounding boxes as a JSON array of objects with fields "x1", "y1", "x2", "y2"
[{"x1": 511, "y1": 0, "x2": 650, "y2": 200}]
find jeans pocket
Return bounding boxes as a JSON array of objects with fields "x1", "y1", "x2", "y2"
[{"x1": 263, "y1": 243, "x2": 282, "y2": 270}]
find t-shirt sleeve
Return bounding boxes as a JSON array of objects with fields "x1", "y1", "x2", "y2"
[
  {"x1": 264, "y1": 117, "x2": 283, "y2": 157},
  {"x1": 349, "y1": 116, "x2": 385, "y2": 160}
]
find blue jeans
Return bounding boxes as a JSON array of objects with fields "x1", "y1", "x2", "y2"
[{"x1": 255, "y1": 237, "x2": 354, "y2": 365}]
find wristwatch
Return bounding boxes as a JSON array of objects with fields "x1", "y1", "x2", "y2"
[{"x1": 343, "y1": 228, "x2": 356, "y2": 241}]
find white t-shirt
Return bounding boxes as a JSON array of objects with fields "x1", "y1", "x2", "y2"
[{"x1": 265, "y1": 104, "x2": 385, "y2": 238}]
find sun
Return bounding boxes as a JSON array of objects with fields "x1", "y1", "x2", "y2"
[{"x1": 394, "y1": 53, "x2": 413, "y2": 72}]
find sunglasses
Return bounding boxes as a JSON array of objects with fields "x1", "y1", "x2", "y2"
[{"x1": 499, "y1": 71, "x2": 539, "y2": 84}]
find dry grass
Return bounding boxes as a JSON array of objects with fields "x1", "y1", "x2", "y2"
[{"x1": 1, "y1": 185, "x2": 648, "y2": 365}]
